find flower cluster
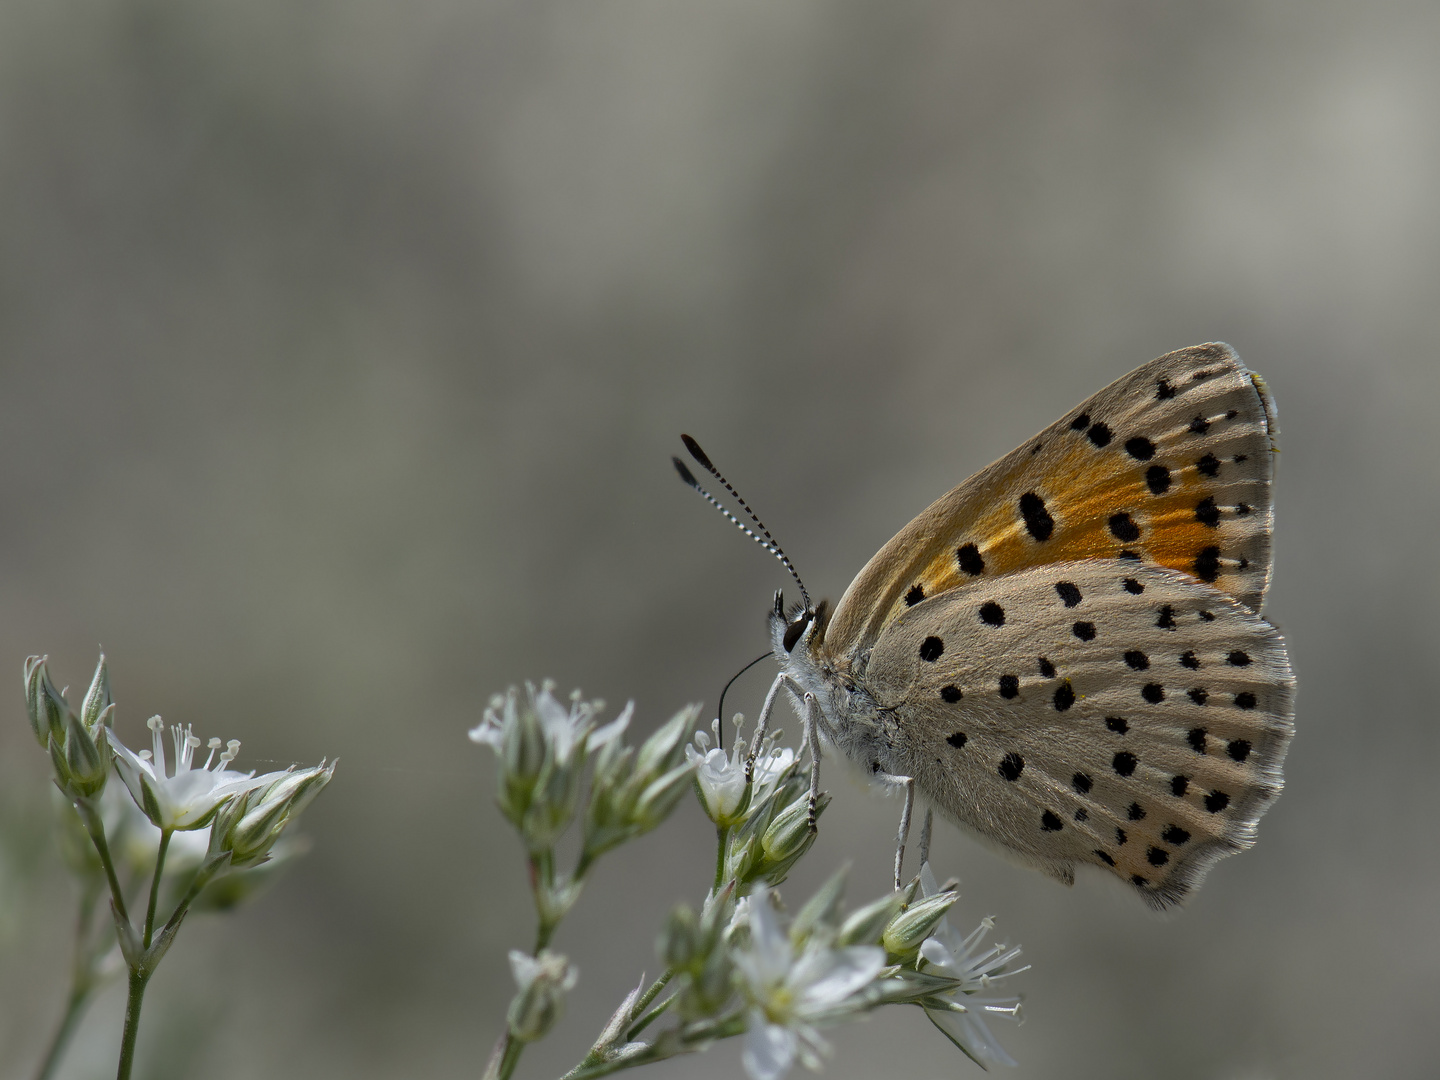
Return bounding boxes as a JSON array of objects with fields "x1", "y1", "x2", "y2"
[{"x1": 21, "y1": 653, "x2": 334, "y2": 1080}]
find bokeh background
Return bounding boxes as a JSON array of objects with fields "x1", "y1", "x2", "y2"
[{"x1": 2, "y1": 2, "x2": 1438, "y2": 1078}]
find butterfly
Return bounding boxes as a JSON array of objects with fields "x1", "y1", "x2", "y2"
[{"x1": 677, "y1": 343, "x2": 1294, "y2": 909}]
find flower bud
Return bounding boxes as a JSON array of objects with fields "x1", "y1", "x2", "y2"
[
  {"x1": 756, "y1": 789, "x2": 829, "y2": 885},
  {"x1": 506, "y1": 949, "x2": 577, "y2": 1043},
  {"x1": 24, "y1": 656, "x2": 73, "y2": 748},
  {"x1": 53, "y1": 705, "x2": 112, "y2": 799},
  {"x1": 209, "y1": 761, "x2": 335, "y2": 869},
  {"x1": 881, "y1": 889, "x2": 959, "y2": 960},
  {"x1": 80, "y1": 654, "x2": 113, "y2": 730},
  {"x1": 837, "y1": 892, "x2": 907, "y2": 947}
]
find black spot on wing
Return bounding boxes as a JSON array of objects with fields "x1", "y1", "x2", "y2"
[
  {"x1": 1087, "y1": 422, "x2": 1112, "y2": 448},
  {"x1": 1127, "y1": 802, "x2": 1146, "y2": 821},
  {"x1": 919, "y1": 637, "x2": 944, "y2": 662},
  {"x1": 998, "y1": 675, "x2": 1019, "y2": 699},
  {"x1": 1196, "y1": 453, "x2": 1221, "y2": 478},
  {"x1": 1147, "y1": 847, "x2": 1170, "y2": 867},
  {"x1": 1228, "y1": 739, "x2": 1252, "y2": 762},
  {"x1": 1234, "y1": 692, "x2": 1257, "y2": 710},
  {"x1": 1156, "y1": 605, "x2": 1176, "y2": 630},
  {"x1": 946, "y1": 731, "x2": 968, "y2": 748},
  {"x1": 998, "y1": 753, "x2": 1024, "y2": 782},
  {"x1": 1123, "y1": 650, "x2": 1149, "y2": 670},
  {"x1": 1112, "y1": 751, "x2": 1138, "y2": 777},
  {"x1": 1055, "y1": 581, "x2": 1083, "y2": 607},
  {"x1": 956, "y1": 543, "x2": 985, "y2": 575},
  {"x1": 978, "y1": 602, "x2": 1005, "y2": 627},
  {"x1": 1179, "y1": 651, "x2": 1200, "y2": 670},
  {"x1": 1019, "y1": 492, "x2": 1055, "y2": 541},
  {"x1": 1041, "y1": 811, "x2": 1063, "y2": 832},
  {"x1": 1170, "y1": 775, "x2": 1189, "y2": 797},
  {"x1": 1053, "y1": 682, "x2": 1075, "y2": 711},
  {"x1": 1188, "y1": 728, "x2": 1208, "y2": 754},
  {"x1": 1125, "y1": 436, "x2": 1155, "y2": 460},
  {"x1": 905, "y1": 584, "x2": 925, "y2": 606},
  {"x1": 1146, "y1": 465, "x2": 1172, "y2": 494},
  {"x1": 1195, "y1": 497, "x2": 1221, "y2": 527},
  {"x1": 1109, "y1": 513, "x2": 1141, "y2": 542},
  {"x1": 1072, "y1": 621, "x2": 1097, "y2": 641},
  {"x1": 1122, "y1": 577, "x2": 1144, "y2": 594},
  {"x1": 1070, "y1": 413, "x2": 1090, "y2": 431},
  {"x1": 1188, "y1": 687, "x2": 1208, "y2": 706},
  {"x1": 1142, "y1": 683, "x2": 1165, "y2": 704},
  {"x1": 1162, "y1": 824, "x2": 1191, "y2": 845},
  {"x1": 1193, "y1": 546, "x2": 1221, "y2": 581},
  {"x1": 1105, "y1": 716, "x2": 1129, "y2": 734},
  {"x1": 1205, "y1": 790, "x2": 1230, "y2": 813},
  {"x1": 1072, "y1": 772, "x2": 1093, "y2": 794},
  {"x1": 1227, "y1": 650, "x2": 1251, "y2": 667},
  {"x1": 1095, "y1": 850, "x2": 1116, "y2": 866},
  {"x1": 1037, "y1": 656, "x2": 1056, "y2": 678},
  {"x1": 940, "y1": 685, "x2": 963, "y2": 703}
]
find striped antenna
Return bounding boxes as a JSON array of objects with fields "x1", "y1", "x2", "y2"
[{"x1": 673, "y1": 435, "x2": 813, "y2": 613}]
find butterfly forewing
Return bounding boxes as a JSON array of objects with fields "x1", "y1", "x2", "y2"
[
  {"x1": 825, "y1": 343, "x2": 1279, "y2": 656},
  {"x1": 859, "y1": 560, "x2": 1293, "y2": 908}
]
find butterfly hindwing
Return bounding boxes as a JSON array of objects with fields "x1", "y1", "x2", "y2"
[
  {"x1": 825, "y1": 343, "x2": 1278, "y2": 656},
  {"x1": 858, "y1": 560, "x2": 1293, "y2": 908}
]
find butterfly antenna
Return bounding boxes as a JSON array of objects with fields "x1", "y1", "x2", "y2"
[{"x1": 674, "y1": 435, "x2": 813, "y2": 612}]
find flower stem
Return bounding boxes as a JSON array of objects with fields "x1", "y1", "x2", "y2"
[
  {"x1": 531, "y1": 848, "x2": 557, "y2": 952},
  {"x1": 115, "y1": 969, "x2": 150, "y2": 1080},
  {"x1": 623, "y1": 969, "x2": 673, "y2": 1041},
  {"x1": 143, "y1": 830, "x2": 172, "y2": 949},
  {"x1": 76, "y1": 800, "x2": 129, "y2": 924},
  {"x1": 481, "y1": 1029, "x2": 524, "y2": 1080},
  {"x1": 713, "y1": 825, "x2": 729, "y2": 892}
]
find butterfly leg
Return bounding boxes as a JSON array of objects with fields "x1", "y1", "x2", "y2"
[
  {"x1": 879, "y1": 774, "x2": 916, "y2": 890},
  {"x1": 918, "y1": 807, "x2": 933, "y2": 870},
  {"x1": 801, "y1": 692, "x2": 824, "y2": 833},
  {"x1": 744, "y1": 671, "x2": 788, "y2": 783}
]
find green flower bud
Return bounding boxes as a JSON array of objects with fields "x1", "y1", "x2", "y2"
[
  {"x1": 837, "y1": 892, "x2": 907, "y2": 947},
  {"x1": 506, "y1": 950, "x2": 577, "y2": 1043},
  {"x1": 209, "y1": 761, "x2": 335, "y2": 869},
  {"x1": 756, "y1": 789, "x2": 829, "y2": 885},
  {"x1": 881, "y1": 889, "x2": 959, "y2": 960},
  {"x1": 24, "y1": 656, "x2": 73, "y2": 748},
  {"x1": 80, "y1": 654, "x2": 113, "y2": 730}
]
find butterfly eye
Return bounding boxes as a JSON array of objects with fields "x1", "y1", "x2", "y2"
[{"x1": 782, "y1": 612, "x2": 813, "y2": 652}]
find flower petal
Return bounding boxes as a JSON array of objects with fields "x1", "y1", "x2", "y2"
[{"x1": 742, "y1": 1013, "x2": 797, "y2": 1080}]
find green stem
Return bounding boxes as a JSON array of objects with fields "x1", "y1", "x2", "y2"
[
  {"x1": 713, "y1": 825, "x2": 729, "y2": 893},
  {"x1": 115, "y1": 969, "x2": 150, "y2": 1080},
  {"x1": 143, "y1": 830, "x2": 172, "y2": 949},
  {"x1": 77, "y1": 801, "x2": 129, "y2": 924},
  {"x1": 623, "y1": 970, "x2": 674, "y2": 1041},
  {"x1": 531, "y1": 848, "x2": 557, "y2": 953},
  {"x1": 481, "y1": 1029, "x2": 524, "y2": 1080},
  {"x1": 559, "y1": 1011, "x2": 748, "y2": 1080}
]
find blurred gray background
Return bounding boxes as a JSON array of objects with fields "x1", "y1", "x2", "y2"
[{"x1": 2, "y1": 2, "x2": 1437, "y2": 1078}]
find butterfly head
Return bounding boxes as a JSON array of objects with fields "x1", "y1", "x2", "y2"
[{"x1": 772, "y1": 591, "x2": 830, "y2": 655}]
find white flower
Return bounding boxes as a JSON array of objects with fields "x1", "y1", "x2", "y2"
[
  {"x1": 469, "y1": 681, "x2": 630, "y2": 765},
  {"x1": 733, "y1": 885, "x2": 886, "y2": 1080},
  {"x1": 108, "y1": 717, "x2": 285, "y2": 831},
  {"x1": 914, "y1": 863, "x2": 1026, "y2": 1069},
  {"x1": 685, "y1": 715, "x2": 795, "y2": 827}
]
